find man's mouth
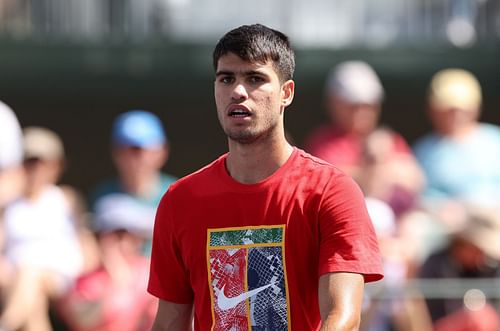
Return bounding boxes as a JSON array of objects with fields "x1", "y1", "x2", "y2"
[
  {"x1": 227, "y1": 105, "x2": 251, "y2": 118},
  {"x1": 229, "y1": 109, "x2": 251, "y2": 117}
]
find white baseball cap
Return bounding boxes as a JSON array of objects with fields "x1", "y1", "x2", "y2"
[
  {"x1": 326, "y1": 61, "x2": 384, "y2": 105},
  {"x1": 93, "y1": 193, "x2": 156, "y2": 237},
  {"x1": 0, "y1": 101, "x2": 23, "y2": 170}
]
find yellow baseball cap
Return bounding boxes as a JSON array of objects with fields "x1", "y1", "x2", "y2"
[{"x1": 428, "y1": 68, "x2": 482, "y2": 111}]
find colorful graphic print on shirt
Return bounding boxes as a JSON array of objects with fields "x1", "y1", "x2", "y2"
[{"x1": 207, "y1": 225, "x2": 291, "y2": 330}]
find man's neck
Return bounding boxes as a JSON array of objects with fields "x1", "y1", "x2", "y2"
[{"x1": 225, "y1": 138, "x2": 294, "y2": 184}]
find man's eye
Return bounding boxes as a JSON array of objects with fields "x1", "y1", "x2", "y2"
[
  {"x1": 219, "y1": 77, "x2": 234, "y2": 84},
  {"x1": 249, "y1": 76, "x2": 264, "y2": 83}
]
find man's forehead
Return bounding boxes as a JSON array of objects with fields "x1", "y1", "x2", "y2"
[{"x1": 217, "y1": 53, "x2": 271, "y2": 72}]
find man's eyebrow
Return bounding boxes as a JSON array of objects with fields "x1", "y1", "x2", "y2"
[
  {"x1": 215, "y1": 70, "x2": 234, "y2": 77},
  {"x1": 244, "y1": 70, "x2": 267, "y2": 76},
  {"x1": 215, "y1": 69, "x2": 267, "y2": 77}
]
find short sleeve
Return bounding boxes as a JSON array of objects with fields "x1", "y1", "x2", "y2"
[
  {"x1": 148, "y1": 190, "x2": 194, "y2": 303},
  {"x1": 317, "y1": 173, "x2": 383, "y2": 283}
]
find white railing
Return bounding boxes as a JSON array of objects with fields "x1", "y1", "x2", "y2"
[{"x1": 367, "y1": 278, "x2": 500, "y2": 300}]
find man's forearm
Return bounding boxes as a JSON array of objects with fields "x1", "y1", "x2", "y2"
[
  {"x1": 318, "y1": 272, "x2": 364, "y2": 331},
  {"x1": 319, "y1": 313, "x2": 360, "y2": 331}
]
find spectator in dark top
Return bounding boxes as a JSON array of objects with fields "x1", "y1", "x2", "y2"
[
  {"x1": 90, "y1": 110, "x2": 177, "y2": 256},
  {"x1": 418, "y1": 207, "x2": 500, "y2": 330}
]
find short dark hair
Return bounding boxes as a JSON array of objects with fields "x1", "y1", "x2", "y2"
[{"x1": 213, "y1": 24, "x2": 295, "y2": 82}]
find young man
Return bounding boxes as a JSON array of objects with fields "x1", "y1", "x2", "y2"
[{"x1": 148, "y1": 24, "x2": 383, "y2": 330}]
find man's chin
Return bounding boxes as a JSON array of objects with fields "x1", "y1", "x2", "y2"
[
  {"x1": 225, "y1": 125, "x2": 276, "y2": 145},
  {"x1": 226, "y1": 130, "x2": 260, "y2": 145},
  {"x1": 228, "y1": 135, "x2": 257, "y2": 145}
]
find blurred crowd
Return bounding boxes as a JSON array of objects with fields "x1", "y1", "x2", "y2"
[
  {"x1": 304, "y1": 62, "x2": 500, "y2": 331},
  {"x1": 0, "y1": 108, "x2": 176, "y2": 331},
  {"x1": 1, "y1": 62, "x2": 500, "y2": 331}
]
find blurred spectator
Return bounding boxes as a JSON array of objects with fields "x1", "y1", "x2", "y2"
[
  {"x1": 418, "y1": 207, "x2": 500, "y2": 330},
  {"x1": 0, "y1": 101, "x2": 25, "y2": 294},
  {"x1": 305, "y1": 60, "x2": 386, "y2": 173},
  {"x1": 304, "y1": 61, "x2": 425, "y2": 216},
  {"x1": 358, "y1": 126, "x2": 425, "y2": 217},
  {"x1": 361, "y1": 198, "x2": 432, "y2": 331},
  {"x1": 0, "y1": 101, "x2": 24, "y2": 208},
  {"x1": 0, "y1": 127, "x2": 96, "y2": 331},
  {"x1": 56, "y1": 204, "x2": 156, "y2": 331},
  {"x1": 413, "y1": 68, "x2": 500, "y2": 209},
  {"x1": 90, "y1": 110, "x2": 176, "y2": 256}
]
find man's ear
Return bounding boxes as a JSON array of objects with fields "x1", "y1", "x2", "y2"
[{"x1": 281, "y1": 80, "x2": 295, "y2": 108}]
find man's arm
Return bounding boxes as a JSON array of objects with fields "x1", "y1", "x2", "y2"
[
  {"x1": 318, "y1": 272, "x2": 365, "y2": 331},
  {"x1": 151, "y1": 299, "x2": 193, "y2": 331}
]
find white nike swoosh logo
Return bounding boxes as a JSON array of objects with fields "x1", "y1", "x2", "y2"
[{"x1": 217, "y1": 282, "x2": 275, "y2": 311}]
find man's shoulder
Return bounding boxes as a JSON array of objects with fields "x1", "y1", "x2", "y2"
[
  {"x1": 288, "y1": 148, "x2": 354, "y2": 190},
  {"x1": 294, "y1": 147, "x2": 345, "y2": 174}
]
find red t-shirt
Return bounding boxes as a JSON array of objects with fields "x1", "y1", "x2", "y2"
[{"x1": 148, "y1": 148, "x2": 383, "y2": 330}]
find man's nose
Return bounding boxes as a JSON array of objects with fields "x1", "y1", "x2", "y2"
[{"x1": 231, "y1": 83, "x2": 249, "y2": 100}]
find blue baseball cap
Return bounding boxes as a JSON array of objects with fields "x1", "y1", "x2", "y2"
[{"x1": 111, "y1": 110, "x2": 166, "y2": 148}]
